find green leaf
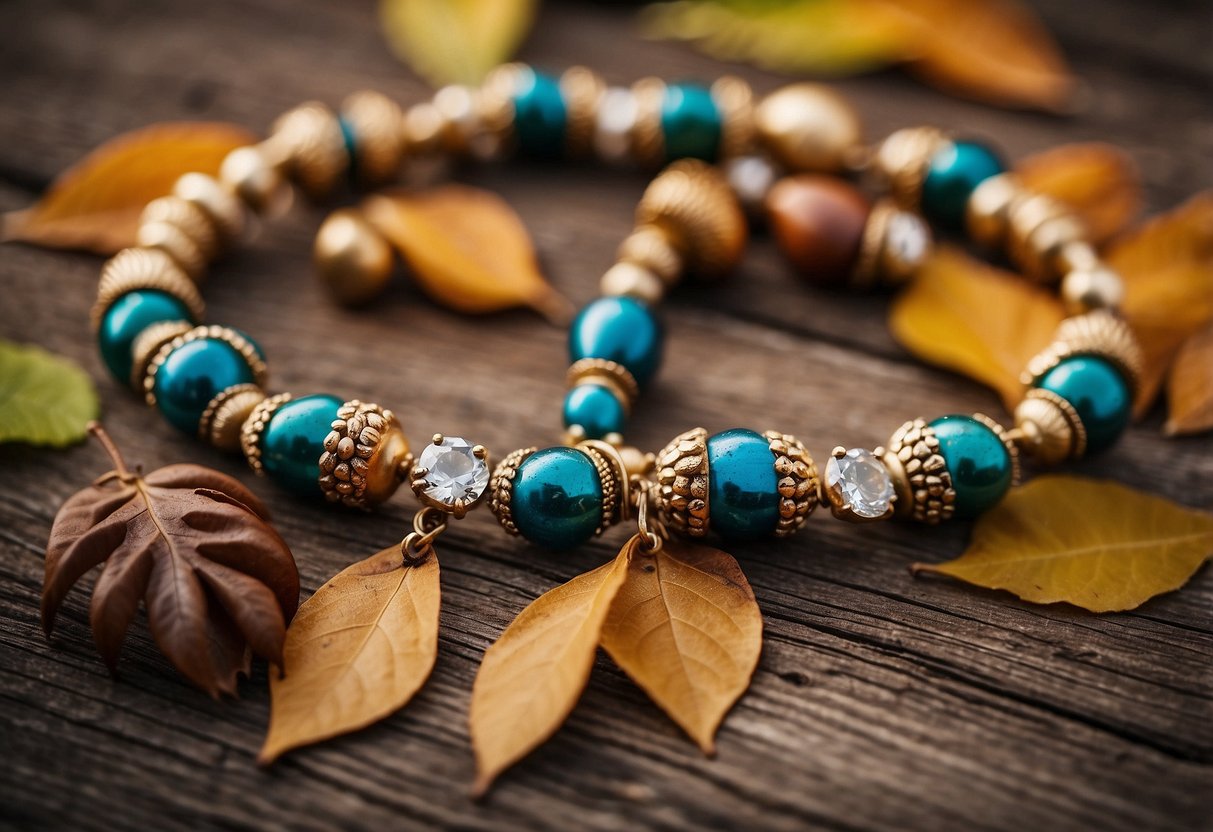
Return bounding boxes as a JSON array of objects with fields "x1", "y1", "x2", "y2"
[
  {"x1": 379, "y1": 0, "x2": 537, "y2": 87},
  {"x1": 0, "y1": 341, "x2": 99, "y2": 447}
]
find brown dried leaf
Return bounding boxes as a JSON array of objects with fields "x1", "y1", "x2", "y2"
[
  {"x1": 887, "y1": 0, "x2": 1076, "y2": 112},
  {"x1": 1016, "y1": 143, "x2": 1142, "y2": 243},
  {"x1": 600, "y1": 538, "x2": 762, "y2": 754},
  {"x1": 1165, "y1": 324, "x2": 1213, "y2": 437},
  {"x1": 259, "y1": 547, "x2": 440, "y2": 764},
  {"x1": 1106, "y1": 192, "x2": 1213, "y2": 414},
  {"x1": 2, "y1": 122, "x2": 256, "y2": 254},
  {"x1": 913, "y1": 476, "x2": 1213, "y2": 612},
  {"x1": 42, "y1": 425, "x2": 298, "y2": 697},
  {"x1": 889, "y1": 246, "x2": 1065, "y2": 410},
  {"x1": 469, "y1": 541, "x2": 631, "y2": 796},
  {"x1": 364, "y1": 186, "x2": 572, "y2": 324}
]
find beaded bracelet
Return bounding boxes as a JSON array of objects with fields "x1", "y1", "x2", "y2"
[{"x1": 88, "y1": 62, "x2": 1142, "y2": 552}]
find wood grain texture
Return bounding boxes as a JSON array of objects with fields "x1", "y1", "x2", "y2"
[{"x1": 1, "y1": 1, "x2": 1211, "y2": 830}]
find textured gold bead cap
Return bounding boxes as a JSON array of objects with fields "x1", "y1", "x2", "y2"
[
  {"x1": 656, "y1": 427, "x2": 710, "y2": 538},
  {"x1": 635, "y1": 160, "x2": 747, "y2": 277},
  {"x1": 319, "y1": 401, "x2": 413, "y2": 509}
]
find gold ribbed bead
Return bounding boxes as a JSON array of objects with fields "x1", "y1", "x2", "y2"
[
  {"x1": 128, "y1": 320, "x2": 193, "y2": 392},
  {"x1": 1013, "y1": 390, "x2": 1086, "y2": 464},
  {"x1": 140, "y1": 196, "x2": 221, "y2": 261},
  {"x1": 199, "y1": 383, "x2": 266, "y2": 451},
  {"x1": 266, "y1": 101, "x2": 348, "y2": 199},
  {"x1": 630, "y1": 76, "x2": 666, "y2": 168},
  {"x1": 616, "y1": 224, "x2": 685, "y2": 285},
  {"x1": 341, "y1": 90, "x2": 405, "y2": 185},
  {"x1": 172, "y1": 173, "x2": 245, "y2": 242},
  {"x1": 91, "y1": 248, "x2": 203, "y2": 331},
  {"x1": 872, "y1": 127, "x2": 947, "y2": 209},
  {"x1": 559, "y1": 66, "x2": 605, "y2": 159},
  {"x1": 136, "y1": 219, "x2": 208, "y2": 281},
  {"x1": 489, "y1": 446, "x2": 538, "y2": 536},
  {"x1": 635, "y1": 159, "x2": 747, "y2": 277},
  {"x1": 711, "y1": 75, "x2": 755, "y2": 159}
]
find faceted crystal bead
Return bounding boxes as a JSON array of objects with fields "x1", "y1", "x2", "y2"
[
  {"x1": 825, "y1": 448, "x2": 895, "y2": 519},
  {"x1": 416, "y1": 436, "x2": 489, "y2": 509}
]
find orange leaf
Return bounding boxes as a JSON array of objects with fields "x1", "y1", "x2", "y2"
[
  {"x1": 1105, "y1": 192, "x2": 1213, "y2": 414},
  {"x1": 469, "y1": 541, "x2": 630, "y2": 796},
  {"x1": 889, "y1": 246, "x2": 1065, "y2": 410},
  {"x1": 913, "y1": 476, "x2": 1213, "y2": 612},
  {"x1": 258, "y1": 547, "x2": 440, "y2": 765},
  {"x1": 363, "y1": 187, "x2": 572, "y2": 324},
  {"x1": 1015, "y1": 143, "x2": 1142, "y2": 243},
  {"x1": 1165, "y1": 324, "x2": 1213, "y2": 437},
  {"x1": 882, "y1": 0, "x2": 1075, "y2": 112},
  {"x1": 2, "y1": 122, "x2": 256, "y2": 254},
  {"x1": 599, "y1": 538, "x2": 762, "y2": 754}
]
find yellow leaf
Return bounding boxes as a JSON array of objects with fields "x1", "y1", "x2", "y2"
[
  {"x1": 886, "y1": 0, "x2": 1075, "y2": 112},
  {"x1": 2, "y1": 122, "x2": 256, "y2": 254},
  {"x1": 1165, "y1": 324, "x2": 1213, "y2": 437},
  {"x1": 1106, "y1": 192, "x2": 1213, "y2": 415},
  {"x1": 599, "y1": 538, "x2": 762, "y2": 754},
  {"x1": 469, "y1": 542, "x2": 631, "y2": 796},
  {"x1": 640, "y1": 0, "x2": 914, "y2": 76},
  {"x1": 912, "y1": 476, "x2": 1213, "y2": 612},
  {"x1": 1015, "y1": 143, "x2": 1142, "y2": 243},
  {"x1": 363, "y1": 187, "x2": 572, "y2": 324},
  {"x1": 379, "y1": 0, "x2": 536, "y2": 87},
  {"x1": 889, "y1": 246, "x2": 1065, "y2": 411},
  {"x1": 258, "y1": 547, "x2": 440, "y2": 765}
]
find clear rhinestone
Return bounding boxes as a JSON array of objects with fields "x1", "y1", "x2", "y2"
[
  {"x1": 593, "y1": 87, "x2": 637, "y2": 165},
  {"x1": 825, "y1": 448, "x2": 895, "y2": 519},
  {"x1": 416, "y1": 436, "x2": 489, "y2": 508},
  {"x1": 885, "y1": 211, "x2": 929, "y2": 268}
]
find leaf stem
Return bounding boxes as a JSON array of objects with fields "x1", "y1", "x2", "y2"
[{"x1": 88, "y1": 421, "x2": 132, "y2": 479}]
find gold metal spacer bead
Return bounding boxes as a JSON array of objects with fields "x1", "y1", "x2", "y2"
[
  {"x1": 763, "y1": 430, "x2": 819, "y2": 538},
  {"x1": 629, "y1": 76, "x2": 667, "y2": 168},
  {"x1": 319, "y1": 400, "x2": 413, "y2": 509},
  {"x1": 1020, "y1": 309, "x2": 1144, "y2": 398},
  {"x1": 1013, "y1": 389, "x2": 1086, "y2": 464},
  {"x1": 635, "y1": 159, "x2": 747, "y2": 277},
  {"x1": 1060, "y1": 264, "x2": 1125, "y2": 314},
  {"x1": 241, "y1": 392, "x2": 292, "y2": 476},
  {"x1": 488, "y1": 446, "x2": 538, "y2": 536},
  {"x1": 219, "y1": 145, "x2": 290, "y2": 215},
  {"x1": 1005, "y1": 192, "x2": 1079, "y2": 282},
  {"x1": 754, "y1": 83, "x2": 863, "y2": 173},
  {"x1": 136, "y1": 219, "x2": 208, "y2": 281},
  {"x1": 566, "y1": 357, "x2": 640, "y2": 407},
  {"x1": 143, "y1": 325, "x2": 269, "y2": 407},
  {"x1": 266, "y1": 101, "x2": 349, "y2": 199},
  {"x1": 655, "y1": 427, "x2": 710, "y2": 538},
  {"x1": 314, "y1": 207, "x2": 395, "y2": 306},
  {"x1": 965, "y1": 172, "x2": 1024, "y2": 248},
  {"x1": 599, "y1": 261, "x2": 665, "y2": 305},
  {"x1": 617, "y1": 224, "x2": 685, "y2": 286},
  {"x1": 341, "y1": 90, "x2": 405, "y2": 185},
  {"x1": 884, "y1": 418, "x2": 957, "y2": 525},
  {"x1": 711, "y1": 75, "x2": 755, "y2": 160},
  {"x1": 172, "y1": 173, "x2": 246, "y2": 243},
  {"x1": 199, "y1": 383, "x2": 266, "y2": 451},
  {"x1": 852, "y1": 199, "x2": 932, "y2": 289},
  {"x1": 140, "y1": 195, "x2": 221, "y2": 261},
  {"x1": 871, "y1": 127, "x2": 948, "y2": 210},
  {"x1": 128, "y1": 320, "x2": 194, "y2": 392},
  {"x1": 576, "y1": 440, "x2": 630, "y2": 535},
  {"x1": 400, "y1": 101, "x2": 447, "y2": 157},
  {"x1": 559, "y1": 66, "x2": 606, "y2": 159},
  {"x1": 91, "y1": 248, "x2": 204, "y2": 331}
]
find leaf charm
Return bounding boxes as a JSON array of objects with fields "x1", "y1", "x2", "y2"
[
  {"x1": 363, "y1": 187, "x2": 573, "y2": 324},
  {"x1": 259, "y1": 547, "x2": 440, "y2": 765},
  {"x1": 889, "y1": 245, "x2": 1065, "y2": 410},
  {"x1": 912, "y1": 476, "x2": 1213, "y2": 612},
  {"x1": 1165, "y1": 324, "x2": 1213, "y2": 437},
  {"x1": 469, "y1": 541, "x2": 631, "y2": 796},
  {"x1": 2, "y1": 122, "x2": 256, "y2": 254},
  {"x1": 0, "y1": 340, "x2": 99, "y2": 447},
  {"x1": 43, "y1": 425, "x2": 299, "y2": 697},
  {"x1": 1015, "y1": 142, "x2": 1142, "y2": 243},
  {"x1": 600, "y1": 538, "x2": 762, "y2": 754}
]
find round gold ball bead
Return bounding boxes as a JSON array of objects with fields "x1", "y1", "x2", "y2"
[
  {"x1": 965, "y1": 173, "x2": 1022, "y2": 248},
  {"x1": 1013, "y1": 391, "x2": 1084, "y2": 464},
  {"x1": 599, "y1": 262, "x2": 665, "y2": 304},
  {"x1": 754, "y1": 83, "x2": 862, "y2": 173},
  {"x1": 219, "y1": 145, "x2": 289, "y2": 215},
  {"x1": 314, "y1": 208, "x2": 395, "y2": 306}
]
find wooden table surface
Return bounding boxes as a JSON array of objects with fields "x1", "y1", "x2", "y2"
[{"x1": 2, "y1": 1, "x2": 1211, "y2": 830}]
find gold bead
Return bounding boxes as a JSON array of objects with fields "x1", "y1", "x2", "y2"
[
  {"x1": 1057, "y1": 240, "x2": 1100, "y2": 273},
  {"x1": 656, "y1": 427, "x2": 710, "y2": 538},
  {"x1": 199, "y1": 383, "x2": 266, "y2": 451},
  {"x1": 853, "y1": 200, "x2": 933, "y2": 289},
  {"x1": 480, "y1": 64, "x2": 524, "y2": 147},
  {"x1": 129, "y1": 320, "x2": 193, "y2": 392},
  {"x1": 488, "y1": 446, "x2": 539, "y2": 536},
  {"x1": 1061, "y1": 265, "x2": 1125, "y2": 314},
  {"x1": 219, "y1": 145, "x2": 290, "y2": 215},
  {"x1": 401, "y1": 101, "x2": 446, "y2": 157},
  {"x1": 754, "y1": 83, "x2": 863, "y2": 173},
  {"x1": 617, "y1": 225, "x2": 684, "y2": 285},
  {"x1": 140, "y1": 196, "x2": 221, "y2": 260},
  {"x1": 1017, "y1": 211, "x2": 1087, "y2": 282},
  {"x1": 965, "y1": 173, "x2": 1023, "y2": 248},
  {"x1": 763, "y1": 430, "x2": 819, "y2": 538},
  {"x1": 711, "y1": 75, "x2": 755, "y2": 159},
  {"x1": 883, "y1": 418, "x2": 957, "y2": 524},
  {"x1": 136, "y1": 219, "x2": 207, "y2": 282},
  {"x1": 559, "y1": 66, "x2": 605, "y2": 158},
  {"x1": 433, "y1": 84, "x2": 495, "y2": 158},
  {"x1": 1005, "y1": 192, "x2": 1074, "y2": 281},
  {"x1": 314, "y1": 208, "x2": 395, "y2": 306},
  {"x1": 635, "y1": 159, "x2": 747, "y2": 277},
  {"x1": 872, "y1": 127, "x2": 947, "y2": 209},
  {"x1": 173, "y1": 173, "x2": 245, "y2": 242},
  {"x1": 266, "y1": 101, "x2": 348, "y2": 199},
  {"x1": 340, "y1": 90, "x2": 405, "y2": 185},
  {"x1": 566, "y1": 358, "x2": 640, "y2": 407},
  {"x1": 1013, "y1": 390, "x2": 1085, "y2": 464},
  {"x1": 599, "y1": 261, "x2": 665, "y2": 305},
  {"x1": 241, "y1": 392, "x2": 292, "y2": 476},
  {"x1": 630, "y1": 76, "x2": 666, "y2": 168},
  {"x1": 318, "y1": 400, "x2": 413, "y2": 509},
  {"x1": 92, "y1": 247, "x2": 204, "y2": 331}
]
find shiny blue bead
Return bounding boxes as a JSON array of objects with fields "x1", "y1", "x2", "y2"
[
  {"x1": 568, "y1": 297, "x2": 663, "y2": 387},
  {"x1": 929, "y1": 415, "x2": 1013, "y2": 518},
  {"x1": 511, "y1": 447, "x2": 603, "y2": 550},
  {"x1": 1036, "y1": 355, "x2": 1131, "y2": 454},
  {"x1": 562, "y1": 383, "x2": 627, "y2": 440},
  {"x1": 921, "y1": 140, "x2": 1005, "y2": 231},
  {"x1": 153, "y1": 336, "x2": 258, "y2": 435},
  {"x1": 338, "y1": 115, "x2": 359, "y2": 180},
  {"x1": 661, "y1": 83, "x2": 721, "y2": 162},
  {"x1": 97, "y1": 290, "x2": 194, "y2": 383},
  {"x1": 512, "y1": 68, "x2": 567, "y2": 157},
  {"x1": 261, "y1": 394, "x2": 344, "y2": 496},
  {"x1": 707, "y1": 428, "x2": 778, "y2": 541}
]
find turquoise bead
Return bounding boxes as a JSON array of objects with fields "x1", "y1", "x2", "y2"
[
  {"x1": 97, "y1": 290, "x2": 194, "y2": 382},
  {"x1": 921, "y1": 140, "x2": 1005, "y2": 231},
  {"x1": 153, "y1": 336, "x2": 257, "y2": 435},
  {"x1": 706, "y1": 428, "x2": 778, "y2": 541},
  {"x1": 568, "y1": 297, "x2": 663, "y2": 387},
  {"x1": 562, "y1": 383, "x2": 627, "y2": 440},
  {"x1": 511, "y1": 447, "x2": 603, "y2": 550},
  {"x1": 338, "y1": 115, "x2": 359, "y2": 180},
  {"x1": 661, "y1": 83, "x2": 721, "y2": 162},
  {"x1": 1036, "y1": 355, "x2": 1130, "y2": 454},
  {"x1": 261, "y1": 394, "x2": 344, "y2": 496},
  {"x1": 512, "y1": 68, "x2": 567, "y2": 157},
  {"x1": 929, "y1": 415, "x2": 1012, "y2": 518}
]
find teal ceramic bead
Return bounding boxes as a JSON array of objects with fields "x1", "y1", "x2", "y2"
[
  {"x1": 1036, "y1": 355, "x2": 1131, "y2": 454},
  {"x1": 706, "y1": 428, "x2": 778, "y2": 541},
  {"x1": 97, "y1": 290, "x2": 194, "y2": 382},
  {"x1": 661, "y1": 83, "x2": 722, "y2": 162},
  {"x1": 153, "y1": 336, "x2": 258, "y2": 435},
  {"x1": 568, "y1": 297, "x2": 663, "y2": 387},
  {"x1": 261, "y1": 394, "x2": 344, "y2": 496},
  {"x1": 921, "y1": 140, "x2": 1005, "y2": 231},
  {"x1": 562, "y1": 383, "x2": 627, "y2": 440},
  {"x1": 929, "y1": 415, "x2": 1013, "y2": 518},
  {"x1": 338, "y1": 115, "x2": 359, "y2": 179},
  {"x1": 512, "y1": 68, "x2": 567, "y2": 157},
  {"x1": 511, "y1": 447, "x2": 603, "y2": 550}
]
